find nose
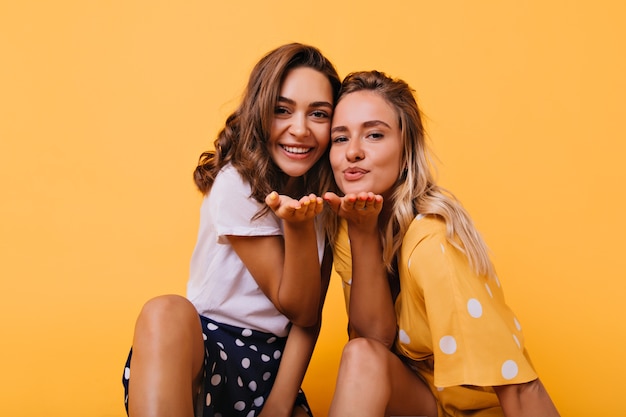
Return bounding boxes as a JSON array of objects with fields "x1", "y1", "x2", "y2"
[
  {"x1": 346, "y1": 140, "x2": 364, "y2": 161},
  {"x1": 289, "y1": 113, "x2": 309, "y2": 138}
]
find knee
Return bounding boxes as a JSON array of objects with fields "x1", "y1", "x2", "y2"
[
  {"x1": 338, "y1": 337, "x2": 389, "y2": 378},
  {"x1": 135, "y1": 295, "x2": 199, "y2": 337}
]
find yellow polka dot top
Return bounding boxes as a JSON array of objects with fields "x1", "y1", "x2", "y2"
[{"x1": 334, "y1": 214, "x2": 538, "y2": 389}]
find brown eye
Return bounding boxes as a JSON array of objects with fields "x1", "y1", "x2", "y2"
[
  {"x1": 332, "y1": 136, "x2": 348, "y2": 143},
  {"x1": 311, "y1": 110, "x2": 329, "y2": 118}
]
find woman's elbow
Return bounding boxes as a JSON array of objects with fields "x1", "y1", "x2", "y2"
[
  {"x1": 277, "y1": 296, "x2": 320, "y2": 327},
  {"x1": 290, "y1": 312, "x2": 319, "y2": 328},
  {"x1": 279, "y1": 302, "x2": 320, "y2": 327}
]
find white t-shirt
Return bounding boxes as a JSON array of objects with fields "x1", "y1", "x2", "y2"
[{"x1": 187, "y1": 164, "x2": 325, "y2": 337}]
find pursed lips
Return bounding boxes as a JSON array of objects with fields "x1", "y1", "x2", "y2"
[{"x1": 343, "y1": 166, "x2": 369, "y2": 180}]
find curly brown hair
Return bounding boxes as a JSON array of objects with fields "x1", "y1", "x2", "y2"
[{"x1": 193, "y1": 43, "x2": 341, "y2": 208}]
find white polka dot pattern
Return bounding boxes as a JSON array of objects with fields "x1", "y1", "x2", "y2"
[
  {"x1": 501, "y1": 360, "x2": 519, "y2": 380},
  {"x1": 120, "y1": 316, "x2": 308, "y2": 417},
  {"x1": 439, "y1": 336, "x2": 457, "y2": 354},
  {"x1": 398, "y1": 329, "x2": 411, "y2": 344},
  {"x1": 332, "y1": 214, "x2": 539, "y2": 412},
  {"x1": 467, "y1": 298, "x2": 482, "y2": 318}
]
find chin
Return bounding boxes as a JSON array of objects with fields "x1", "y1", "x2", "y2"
[
  {"x1": 339, "y1": 186, "x2": 366, "y2": 195},
  {"x1": 281, "y1": 167, "x2": 311, "y2": 178}
]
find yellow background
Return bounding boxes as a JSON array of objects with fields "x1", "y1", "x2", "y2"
[{"x1": 1, "y1": 1, "x2": 625, "y2": 416}]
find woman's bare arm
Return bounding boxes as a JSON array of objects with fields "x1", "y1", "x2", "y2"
[
  {"x1": 325, "y1": 191, "x2": 397, "y2": 348},
  {"x1": 228, "y1": 193, "x2": 324, "y2": 327},
  {"x1": 493, "y1": 378, "x2": 560, "y2": 417},
  {"x1": 259, "y1": 246, "x2": 333, "y2": 417}
]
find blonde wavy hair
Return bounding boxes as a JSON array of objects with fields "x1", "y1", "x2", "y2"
[{"x1": 335, "y1": 71, "x2": 495, "y2": 278}]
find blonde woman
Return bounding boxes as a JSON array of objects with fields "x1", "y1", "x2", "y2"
[{"x1": 324, "y1": 71, "x2": 560, "y2": 417}]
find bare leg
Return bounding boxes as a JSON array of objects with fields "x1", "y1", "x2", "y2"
[
  {"x1": 128, "y1": 295, "x2": 205, "y2": 417},
  {"x1": 329, "y1": 338, "x2": 437, "y2": 417}
]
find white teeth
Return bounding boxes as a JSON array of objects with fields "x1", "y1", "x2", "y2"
[{"x1": 282, "y1": 145, "x2": 311, "y2": 154}]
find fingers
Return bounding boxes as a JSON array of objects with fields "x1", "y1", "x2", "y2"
[
  {"x1": 342, "y1": 192, "x2": 383, "y2": 213},
  {"x1": 323, "y1": 192, "x2": 342, "y2": 214},
  {"x1": 265, "y1": 191, "x2": 281, "y2": 210},
  {"x1": 266, "y1": 191, "x2": 323, "y2": 221},
  {"x1": 324, "y1": 191, "x2": 385, "y2": 227},
  {"x1": 268, "y1": 191, "x2": 383, "y2": 221},
  {"x1": 295, "y1": 194, "x2": 323, "y2": 216}
]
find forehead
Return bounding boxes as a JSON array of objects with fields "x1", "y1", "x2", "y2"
[
  {"x1": 333, "y1": 91, "x2": 397, "y2": 126},
  {"x1": 279, "y1": 67, "x2": 333, "y2": 101}
]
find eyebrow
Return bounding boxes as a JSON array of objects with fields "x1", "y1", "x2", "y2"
[
  {"x1": 277, "y1": 96, "x2": 333, "y2": 109},
  {"x1": 331, "y1": 120, "x2": 392, "y2": 134}
]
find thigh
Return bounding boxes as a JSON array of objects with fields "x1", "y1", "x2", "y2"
[
  {"x1": 335, "y1": 338, "x2": 437, "y2": 417},
  {"x1": 127, "y1": 295, "x2": 206, "y2": 417},
  {"x1": 383, "y1": 350, "x2": 437, "y2": 417}
]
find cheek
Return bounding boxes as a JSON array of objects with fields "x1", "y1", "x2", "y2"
[
  {"x1": 329, "y1": 147, "x2": 342, "y2": 171},
  {"x1": 268, "y1": 121, "x2": 281, "y2": 144},
  {"x1": 312, "y1": 125, "x2": 331, "y2": 147},
  {"x1": 379, "y1": 155, "x2": 403, "y2": 188}
]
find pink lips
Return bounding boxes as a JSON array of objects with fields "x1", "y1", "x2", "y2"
[
  {"x1": 343, "y1": 167, "x2": 368, "y2": 181},
  {"x1": 280, "y1": 144, "x2": 313, "y2": 160}
]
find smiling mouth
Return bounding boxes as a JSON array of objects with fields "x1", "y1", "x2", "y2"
[{"x1": 281, "y1": 145, "x2": 313, "y2": 154}]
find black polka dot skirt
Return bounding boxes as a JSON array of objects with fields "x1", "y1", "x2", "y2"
[{"x1": 122, "y1": 315, "x2": 313, "y2": 417}]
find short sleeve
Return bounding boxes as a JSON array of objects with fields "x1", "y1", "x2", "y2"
[
  {"x1": 208, "y1": 165, "x2": 282, "y2": 242},
  {"x1": 396, "y1": 215, "x2": 537, "y2": 388}
]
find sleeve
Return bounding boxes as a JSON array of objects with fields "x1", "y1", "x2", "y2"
[
  {"x1": 402, "y1": 217, "x2": 537, "y2": 388},
  {"x1": 209, "y1": 165, "x2": 282, "y2": 243}
]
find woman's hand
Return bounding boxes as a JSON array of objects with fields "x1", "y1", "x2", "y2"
[
  {"x1": 324, "y1": 191, "x2": 383, "y2": 230},
  {"x1": 266, "y1": 191, "x2": 323, "y2": 223}
]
